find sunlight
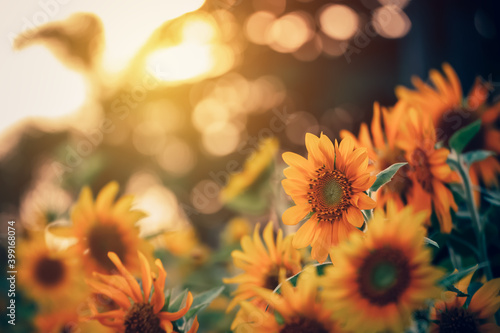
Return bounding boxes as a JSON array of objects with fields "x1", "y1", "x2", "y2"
[
  {"x1": 147, "y1": 42, "x2": 214, "y2": 82},
  {"x1": 145, "y1": 16, "x2": 230, "y2": 83}
]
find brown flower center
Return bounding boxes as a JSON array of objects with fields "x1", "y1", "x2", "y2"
[
  {"x1": 280, "y1": 317, "x2": 329, "y2": 333},
  {"x1": 124, "y1": 303, "x2": 165, "y2": 333},
  {"x1": 357, "y1": 247, "x2": 411, "y2": 306},
  {"x1": 60, "y1": 323, "x2": 76, "y2": 333},
  {"x1": 411, "y1": 148, "x2": 433, "y2": 193},
  {"x1": 308, "y1": 167, "x2": 352, "y2": 222},
  {"x1": 264, "y1": 266, "x2": 294, "y2": 290},
  {"x1": 436, "y1": 307, "x2": 480, "y2": 333},
  {"x1": 34, "y1": 257, "x2": 66, "y2": 288},
  {"x1": 88, "y1": 224, "x2": 127, "y2": 271},
  {"x1": 436, "y1": 108, "x2": 484, "y2": 152}
]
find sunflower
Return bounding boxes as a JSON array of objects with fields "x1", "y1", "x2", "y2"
[
  {"x1": 281, "y1": 133, "x2": 376, "y2": 262},
  {"x1": 221, "y1": 217, "x2": 252, "y2": 245},
  {"x1": 235, "y1": 265, "x2": 343, "y2": 333},
  {"x1": 71, "y1": 181, "x2": 153, "y2": 275},
  {"x1": 220, "y1": 137, "x2": 279, "y2": 203},
  {"x1": 396, "y1": 63, "x2": 500, "y2": 187},
  {"x1": 18, "y1": 233, "x2": 86, "y2": 308},
  {"x1": 397, "y1": 108, "x2": 458, "y2": 233},
  {"x1": 431, "y1": 273, "x2": 500, "y2": 333},
  {"x1": 341, "y1": 101, "x2": 410, "y2": 209},
  {"x1": 223, "y1": 222, "x2": 302, "y2": 330},
  {"x1": 87, "y1": 251, "x2": 199, "y2": 333},
  {"x1": 322, "y1": 203, "x2": 444, "y2": 333}
]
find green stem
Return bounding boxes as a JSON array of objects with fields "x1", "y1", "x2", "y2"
[{"x1": 449, "y1": 157, "x2": 493, "y2": 281}]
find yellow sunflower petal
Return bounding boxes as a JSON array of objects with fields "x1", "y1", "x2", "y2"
[{"x1": 282, "y1": 204, "x2": 310, "y2": 226}]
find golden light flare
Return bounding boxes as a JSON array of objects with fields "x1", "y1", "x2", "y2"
[
  {"x1": 318, "y1": 4, "x2": 359, "y2": 40},
  {"x1": 86, "y1": 0, "x2": 207, "y2": 73},
  {"x1": 146, "y1": 14, "x2": 235, "y2": 84}
]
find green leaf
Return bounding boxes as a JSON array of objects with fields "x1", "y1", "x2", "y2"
[
  {"x1": 274, "y1": 311, "x2": 285, "y2": 325},
  {"x1": 484, "y1": 189, "x2": 500, "y2": 206},
  {"x1": 462, "y1": 150, "x2": 496, "y2": 166},
  {"x1": 369, "y1": 162, "x2": 408, "y2": 192},
  {"x1": 439, "y1": 264, "x2": 483, "y2": 288},
  {"x1": 184, "y1": 286, "x2": 225, "y2": 320},
  {"x1": 167, "y1": 289, "x2": 189, "y2": 312},
  {"x1": 449, "y1": 119, "x2": 482, "y2": 154},
  {"x1": 174, "y1": 287, "x2": 225, "y2": 332},
  {"x1": 424, "y1": 237, "x2": 439, "y2": 248}
]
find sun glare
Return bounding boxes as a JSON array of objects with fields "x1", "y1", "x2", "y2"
[{"x1": 145, "y1": 16, "x2": 228, "y2": 84}]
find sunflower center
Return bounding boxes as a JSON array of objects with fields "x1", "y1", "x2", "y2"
[
  {"x1": 437, "y1": 307, "x2": 480, "y2": 333},
  {"x1": 88, "y1": 224, "x2": 127, "y2": 271},
  {"x1": 357, "y1": 247, "x2": 411, "y2": 306},
  {"x1": 411, "y1": 148, "x2": 433, "y2": 193},
  {"x1": 264, "y1": 266, "x2": 294, "y2": 290},
  {"x1": 308, "y1": 168, "x2": 352, "y2": 222},
  {"x1": 280, "y1": 317, "x2": 329, "y2": 333},
  {"x1": 60, "y1": 323, "x2": 75, "y2": 333},
  {"x1": 34, "y1": 257, "x2": 65, "y2": 287},
  {"x1": 124, "y1": 303, "x2": 165, "y2": 333},
  {"x1": 436, "y1": 108, "x2": 484, "y2": 152}
]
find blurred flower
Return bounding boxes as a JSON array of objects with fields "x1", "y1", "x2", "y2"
[
  {"x1": 35, "y1": 309, "x2": 113, "y2": 333},
  {"x1": 87, "y1": 251, "x2": 198, "y2": 333},
  {"x1": 236, "y1": 266, "x2": 343, "y2": 333},
  {"x1": 153, "y1": 227, "x2": 203, "y2": 257},
  {"x1": 281, "y1": 134, "x2": 376, "y2": 262},
  {"x1": 323, "y1": 202, "x2": 443, "y2": 333},
  {"x1": 221, "y1": 217, "x2": 252, "y2": 245},
  {"x1": 341, "y1": 102, "x2": 410, "y2": 209},
  {"x1": 220, "y1": 137, "x2": 279, "y2": 211},
  {"x1": 19, "y1": 176, "x2": 72, "y2": 231},
  {"x1": 70, "y1": 181, "x2": 154, "y2": 275},
  {"x1": 396, "y1": 63, "x2": 500, "y2": 188},
  {"x1": 431, "y1": 272, "x2": 500, "y2": 333},
  {"x1": 223, "y1": 222, "x2": 302, "y2": 330},
  {"x1": 18, "y1": 233, "x2": 86, "y2": 308},
  {"x1": 398, "y1": 109, "x2": 458, "y2": 233}
]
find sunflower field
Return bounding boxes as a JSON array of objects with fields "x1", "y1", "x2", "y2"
[{"x1": 1, "y1": 1, "x2": 500, "y2": 332}]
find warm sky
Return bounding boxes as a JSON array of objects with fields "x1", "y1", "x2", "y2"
[{"x1": 0, "y1": 0, "x2": 205, "y2": 135}]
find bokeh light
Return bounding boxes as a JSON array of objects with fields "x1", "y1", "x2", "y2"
[
  {"x1": 373, "y1": 5, "x2": 411, "y2": 39},
  {"x1": 202, "y1": 122, "x2": 241, "y2": 156},
  {"x1": 245, "y1": 11, "x2": 277, "y2": 45},
  {"x1": 318, "y1": 4, "x2": 359, "y2": 40},
  {"x1": 268, "y1": 12, "x2": 312, "y2": 53}
]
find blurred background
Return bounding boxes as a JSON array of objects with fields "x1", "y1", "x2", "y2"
[
  {"x1": 1, "y1": 0, "x2": 499, "y2": 238},
  {"x1": 0, "y1": 0, "x2": 500, "y2": 330}
]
